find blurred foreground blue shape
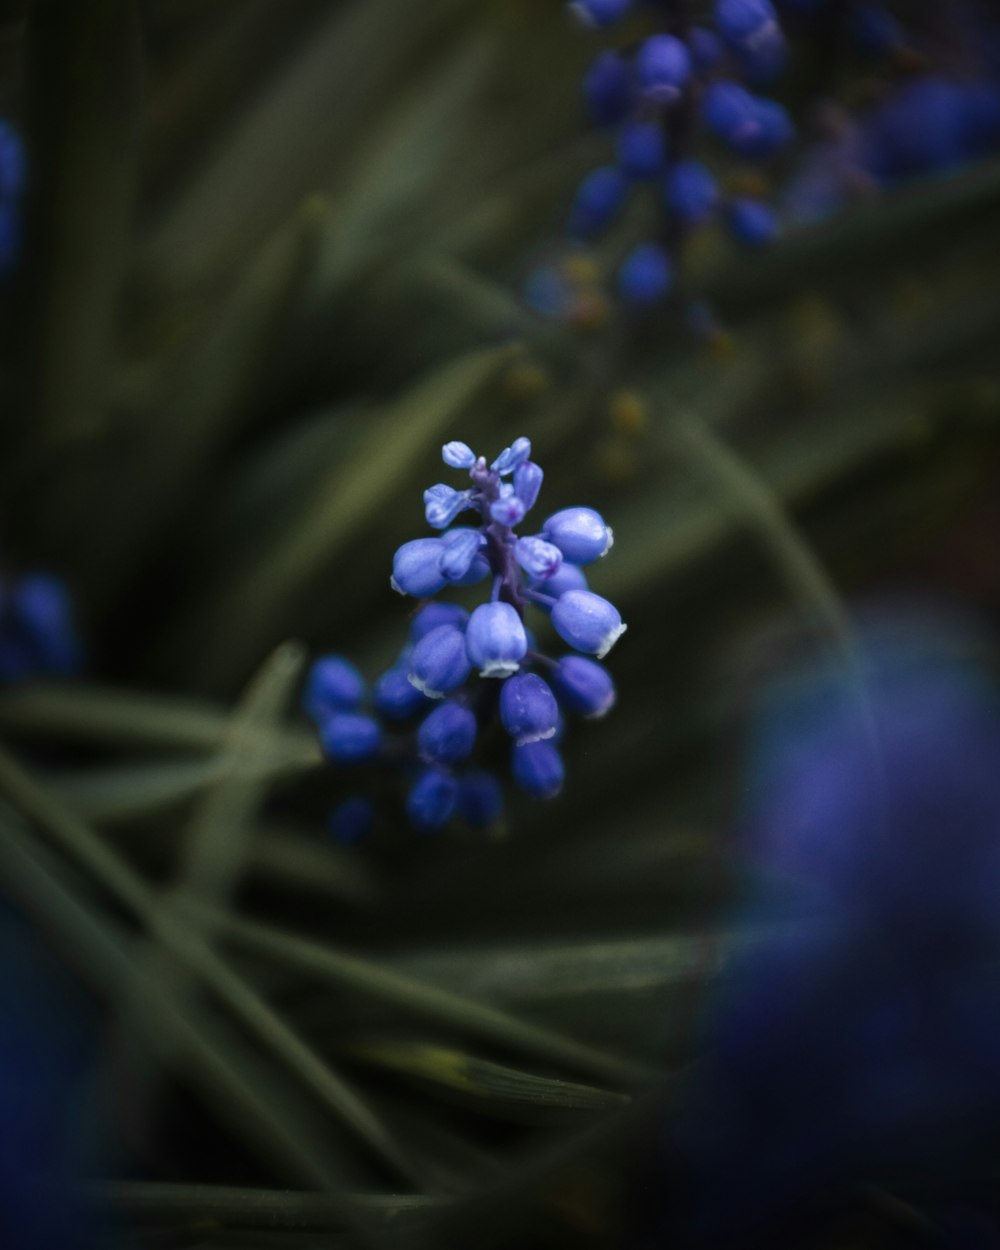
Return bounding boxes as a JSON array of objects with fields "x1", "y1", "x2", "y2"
[
  {"x1": 658, "y1": 605, "x2": 1000, "y2": 1245},
  {"x1": 0, "y1": 902, "x2": 99, "y2": 1249}
]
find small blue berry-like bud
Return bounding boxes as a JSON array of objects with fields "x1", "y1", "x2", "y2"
[
  {"x1": 439, "y1": 528, "x2": 489, "y2": 586},
  {"x1": 418, "y1": 700, "x2": 477, "y2": 764},
  {"x1": 715, "y1": 0, "x2": 778, "y2": 46},
  {"x1": 442, "y1": 441, "x2": 476, "y2": 469},
  {"x1": 319, "y1": 713, "x2": 382, "y2": 763},
  {"x1": 513, "y1": 460, "x2": 544, "y2": 513},
  {"x1": 500, "y1": 673, "x2": 560, "y2": 745},
  {"x1": 551, "y1": 589, "x2": 627, "y2": 658},
  {"x1": 424, "y1": 483, "x2": 473, "y2": 529},
  {"x1": 567, "y1": 166, "x2": 629, "y2": 238},
  {"x1": 569, "y1": 0, "x2": 633, "y2": 28},
  {"x1": 491, "y1": 437, "x2": 532, "y2": 476},
  {"x1": 666, "y1": 159, "x2": 719, "y2": 223},
  {"x1": 459, "y1": 771, "x2": 504, "y2": 827},
  {"x1": 409, "y1": 624, "x2": 472, "y2": 698},
  {"x1": 439, "y1": 529, "x2": 484, "y2": 582},
  {"x1": 11, "y1": 575, "x2": 81, "y2": 676},
  {"x1": 617, "y1": 120, "x2": 667, "y2": 179},
  {"x1": 328, "y1": 796, "x2": 374, "y2": 843},
  {"x1": 391, "y1": 538, "x2": 449, "y2": 597},
  {"x1": 551, "y1": 655, "x2": 616, "y2": 718},
  {"x1": 410, "y1": 601, "x2": 470, "y2": 641},
  {"x1": 511, "y1": 740, "x2": 564, "y2": 799},
  {"x1": 490, "y1": 492, "x2": 527, "y2": 527},
  {"x1": 534, "y1": 562, "x2": 589, "y2": 601},
  {"x1": 303, "y1": 655, "x2": 366, "y2": 722},
  {"x1": 0, "y1": 122, "x2": 26, "y2": 199},
  {"x1": 542, "y1": 507, "x2": 613, "y2": 564},
  {"x1": 466, "y1": 602, "x2": 527, "y2": 678},
  {"x1": 728, "y1": 196, "x2": 780, "y2": 246},
  {"x1": 407, "y1": 766, "x2": 459, "y2": 832},
  {"x1": 635, "y1": 34, "x2": 692, "y2": 104},
  {"x1": 374, "y1": 664, "x2": 431, "y2": 719},
  {"x1": 617, "y1": 242, "x2": 673, "y2": 305},
  {"x1": 515, "y1": 536, "x2": 563, "y2": 581},
  {"x1": 703, "y1": 82, "x2": 792, "y2": 157},
  {"x1": 583, "y1": 50, "x2": 633, "y2": 127}
]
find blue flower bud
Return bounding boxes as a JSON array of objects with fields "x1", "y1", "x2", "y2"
[
  {"x1": 617, "y1": 120, "x2": 667, "y2": 179},
  {"x1": 569, "y1": 0, "x2": 634, "y2": 29},
  {"x1": 666, "y1": 159, "x2": 719, "y2": 223},
  {"x1": 374, "y1": 664, "x2": 431, "y2": 719},
  {"x1": 715, "y1": 0, "x2": 778, "y2": 46},
  {"x1": 406, "y1": 766, "x2": 459, "y2": 832},
  {"x1": 491, "y1": 437, "x2": 532, "y2": 476},
  {"x1": 302, "y1": 655, "x2": 366, "y2": 722},
  {"x1": 542, "y1": 507, "x2": 613, "y2": 564},
  {"x1": 551, "y1": 655, "x2": 616, "y2": 718},
  {"x1": 424, "y1": 483, "x2": 473, "y2": 529},
  {"x1": 500, "y1": 673, "x2": 560, "y2": 745},
  {"x1": 551, "y1": 590, "x2": 626, "y2": 658},
  {"x1": 617, "y1": 241, "x2": 673, "y2": 305},
  {"x1": 465, "y1": 602, "x2": 527, "y2": 678},
  {"x1": 410, "y1": 601, "x2": 470, "y2": 641},
  {"x1": 319, "y1": 713, "x2": 382, "y2": 763},
  {"x1": 702, "y1": 82, "x2": 792, "y2": 157},
  {"x1": 409, "y1": 624, "x2": 472, "y2": 698},
  {"x1": 11, "y1": 575, "x2": 81, "y2": 676},
  {"x1": 459, "y1": 771, "x2": 504, "y2": 827},
  {"x1": 515, "y1": 536, "x2": 563, "y2": 581},
  {"x1": 439, "y1": 529, "x2": 484, "y2": 581},
  {"x1": 490, "y1": 492, "x2": 527, "y2": 526},
  {"x1": 728, "y1": 196, "x2": 780, "y2": 246},
  {"x1": 635, "y1": 34, "x2": 692, "y2": 104},
  {"x1": 567, "y1": 166, "x2": 628, "y2": 239},
  {"x1": 0, "y1": 122, "x2": 26, "y2": 199},
  {"x1": 328, "y1": 796, "x2": 374, "y2": 843},
  {"x1": 418, "y1": 700, "x2": 477, "y2": 764},
  {"x1": 391, "y1": 538, "x2": 449, "y2": 597},
  {"x1": 511, "y1": 740, "x2": 564, "y2": 799},
  {"x1": 440, "y1": 528, "x2": 490, "y2": 586},
  {"x1": 513, "y1": 460, "x2": 544, "y2": 512},
  {"x1": 583, "y1": 50, "x2": 633, "y2": 127},
  {"x1": 533, "y1": 562, "x2": 589, "y2": 601},
  {"x1": 442, "y1": 441, "x2": 476, "y2": 469}
]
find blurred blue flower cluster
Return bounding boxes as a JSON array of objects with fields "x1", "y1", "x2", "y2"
[
  {"x1": 304, "y1": 437, "x2": 624, "y2": 839},
  {"x1": 0, "y1": 572, "x2": 82, "y2": 683},
  {"x1": 529, "y1": 1, "x2": 1000, "y2": 320},
  {"x1": 656, "y1": 609, "x2": 1000, "y2": 1242}
]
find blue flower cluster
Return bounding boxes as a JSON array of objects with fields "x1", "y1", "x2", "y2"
[
  {"x1": 529, "y1": 1, "x2": 1000, "y2": 318},
  {"x1": 0, "y1": 573, "x2": 82, "y2": 682},
  {"x1": 557, "y1": 0, "x2": 798, "y2": 309},
  {"x1": 303, "y1": 437, "x2": 624, "y2": 838}
]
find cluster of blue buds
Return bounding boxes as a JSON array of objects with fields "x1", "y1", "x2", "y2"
[
  {"x1": 303, "y1": 437, "x2": 624, "y2": 838},
  {"x1": 553, "y1": 0, "x2": 800, "y2": 310},
  {"x1": 527, "y1": 1, "x2": 1000, "y2": 319},
  {"x1": 0, "y1": 572, "x2": 82, "y2": 682}
]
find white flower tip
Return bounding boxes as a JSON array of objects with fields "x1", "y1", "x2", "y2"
[
  {"x1": 584, "y1": 691, "x2": 616, "y2": 720},
  {"x1": 408, "y1": 672, "x2": 444, "y2": 699},
  {"x1": 480, "y1": 660, "x2": 521, "y2": 679},
  {"x1": 596, "y1": 622, "x2": 627, "y2": 659},
  {"x1": 601, "y1": 526, "x2": 615, "y2": 557},
  {"x1": 390, "y1": 577, "x2": 406, "y2": 596},
  {"x1": 516, "y1": 726, "x2": 558, "y2": 746}
]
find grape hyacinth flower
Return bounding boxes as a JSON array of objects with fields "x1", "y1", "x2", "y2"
[
  {"x1": 0, "y1": 572, "x2": 83, "y2": 683},
  {"x1": 303, "y1": 436, "x2": 624, "y2": 836}
]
